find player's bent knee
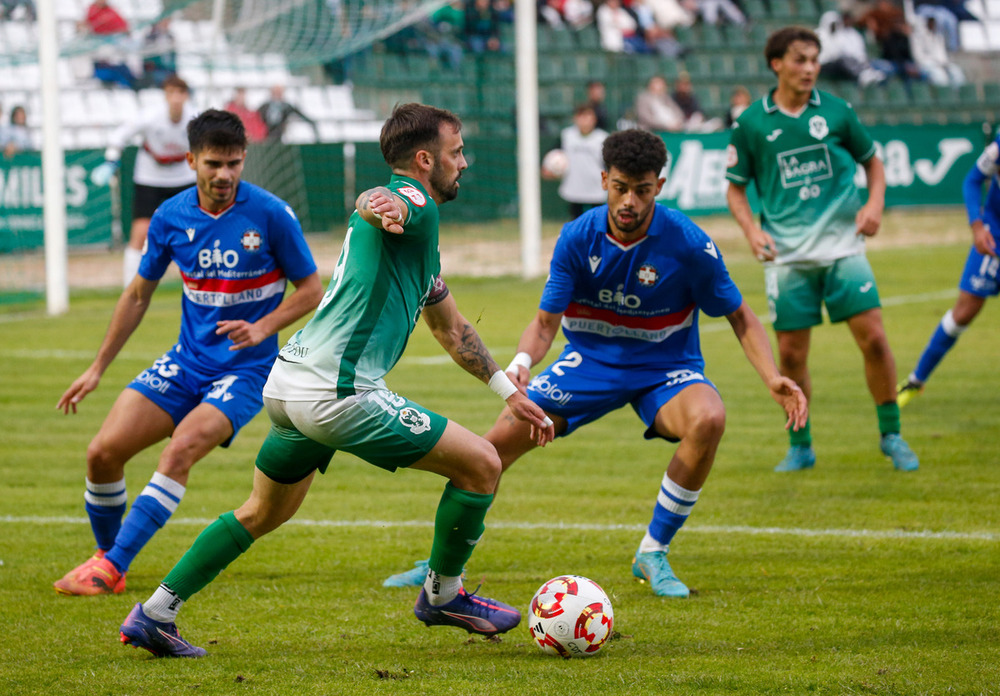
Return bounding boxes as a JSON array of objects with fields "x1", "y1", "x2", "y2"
[
  {"x1": 85, "y1": 440, "x2": 127, "y2": 478},
  {"x1": 688, "y1": 407, "x2": 726, "y2": 445}
]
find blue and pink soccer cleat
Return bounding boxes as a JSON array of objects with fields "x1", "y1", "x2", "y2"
[
  {"x1": 120, "y1": 603, "x2": 206, "y2": 658},
  {"x1": 414, "y1": 587, "x2": 521, "y2": 635}
]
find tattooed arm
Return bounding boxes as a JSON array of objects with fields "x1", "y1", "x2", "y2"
[
  {"x1": 355, "y1": 186, "x2": 408, "y2": 234},
  {"x1": 422, "y1": 290, "x2": 555, "y2": 444},
  {"x1": 422, "y1": 291, "x2": 502, "y2": 382}
]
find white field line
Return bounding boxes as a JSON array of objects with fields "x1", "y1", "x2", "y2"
[
  {"x1": 0, "y1": 288, "x2": 958, "y2": 363},
  {"x1": 1, "y1": 515, "x2": 996, "y2": 542}
]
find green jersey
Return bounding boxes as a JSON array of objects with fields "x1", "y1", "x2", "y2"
[
  {"x1": 726, "y1": 89, "x2": 877, "y2": 265},
  {"x1": 264, "y1": 175, "x2": 441, "y2": 400}
]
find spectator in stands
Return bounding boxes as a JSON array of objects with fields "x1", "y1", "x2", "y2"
[
  {"x1": 79, "y1": 0, "x2": 128, "y2": 36},
  {"x1": 697, "y1": 0, "x2": 747, "y2": 27},
  {"x1": 545, "y1": 104, "x2": 609, "y2": 220},
  {"x1": 586, "y1": 80, "x2": 612, "y2": 132},
  {"x1": 911, "y1": 14, "x2": 966, "y2": 87},
  {"x1": 672, "y1": 71, "x2": 723, "y2": 132},
  {"x1": 92, "y1": 43, "x2": 141, "y2": 90},
  {"x1": 464, "y1": 0, "x2": 503, "y2": 53},
  {"x1": 0, "y1": 0, "x2": 35, "y2": 21},
  {"x1": 859, "y1": 2, "x2": 924, "y2": 89},
  {"x1": 596, "y1": 0, "x2": 651, "y2": 54},
  {"x1": 538, "y1": 0, "x2": 594, "y2": 28},
  {"x1": 914, "y1": 0, "x2": 980, "y2": 52},
  {"x1": 257, "y1": 85, "x2": 319, "y2": 143},
  {"x1": 1, "y1": 106, "x2": 33, "y2": 158},
  {"x1": 724, "y1": 85, "x2": 752, "y2": 128},
  {"x1": 816, "y1": 10, "x2": 890, "y2": 87},
  {"x1": 140, "y1": 18, "x2": 177, "y2": 89},
  {"x1": 422, "y1": 2, "x2": 465, "y2": 69},
  {"x1": 631, "y1": 0, "x2": 687, "y2": 57},
  {"x1": 225, "y1": 88, "x2": 268, "y2": 143},
  {"x1": 646, "y1": 0, "x2": 697, "y2": 32},
  {"x1": 635, "y1": 75, "x2": 686, "y2": 132}
]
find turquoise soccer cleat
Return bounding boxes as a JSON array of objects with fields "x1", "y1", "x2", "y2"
[
  {"x1": 631, "y1": 548, "x2": 690, "y2": 598},
  {"x1": 881, "y1": 433, "x2": 919, "y2": 472},
  {"x1": 774, "y1": 445, "x2": 816, "y2": 472}
]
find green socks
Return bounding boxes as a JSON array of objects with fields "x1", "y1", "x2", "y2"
[
  {"x1": 877, "y1": 401, "x2": 901, "y2": 436},
  {"x1": 428, "y1": 482, "x2": 493, "y2": 577},
  {"x1": 162, "y1": 511, "x2": 254, "y2": 601}
]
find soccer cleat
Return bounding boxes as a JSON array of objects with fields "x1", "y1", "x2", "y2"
[
  {"x1": 880, "y1": 433, "x2": 919, "y2": 472},
  {"x1": 896, "y1": 379, "x2": 924, "y2": 408},
  {"x1": 119, "y1": 603, "x2": 206, "y2": 658},
  {"x1": 414, "y1": 587, "x2": 521, "y2": 636},
  {"x1": 774, "y1": 445, "x2": 816, "y2": 472},
  {"x1": 383, "y1": 559, "x2": 430, "y2": 588},
  {"x1": 632, "y1": 548, "x2": 690, "y2": 598},
  {"x1": 53, "y1": 551, "x2": 126, "y2": 596}
]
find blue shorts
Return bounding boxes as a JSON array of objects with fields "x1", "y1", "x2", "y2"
[
  {"x1": 127, "y1": 344, "x2": 269, "y2": 447},
  {"x1": 958, "y1": 242, "x2": 1000, "y2": 297},
  {"x1": 526, "y1": 346, "x2": 716, "y2": 442}
]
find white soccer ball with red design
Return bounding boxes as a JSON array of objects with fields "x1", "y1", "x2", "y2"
[{"x1": 528, "y1": 575, "x2": 614, "y2": 658}]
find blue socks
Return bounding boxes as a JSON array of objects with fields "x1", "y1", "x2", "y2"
[
  {"x1": 913, "y1": 309, "x2": 966, "y2": 384},
  {"x1": 105, "y1": 472, "x2": 186, "y2": 573},
  {"x1": 641, "y1": 473, "x2": 700, "y2": 552},
  {"x1": 84, "y1": 478, "x2": 127, "y2": 551}
]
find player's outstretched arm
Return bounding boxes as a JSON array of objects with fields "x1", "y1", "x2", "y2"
[
  {"x1": 217, "y1": 272, "x2": 323, "y2": 351},
  {"x1": 725, "y1": 300, "x2": 808, "y2": 432},
  {"x1": 422, "y1": 293, "x2": 555, "y2": 446},
  {"x1": 355, "y1": 187, "x2": 408, "y2": 234},
  {"x1": 57, "y1": 276, "x2": 159, "y2": 414},
  {"x1": 726, "y1": 182, "x2": 776, "y2": 261},
  {"x1": 505, "y1": 309, "x2": 562, "y2": 387}
]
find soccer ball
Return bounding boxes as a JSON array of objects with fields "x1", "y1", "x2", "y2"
[
  {"x1": 541, "y1": 148, "x2": 569, "y2": 179},
  {"x1": 528, "y1": 575, "x2": 614, "y2": 658}
]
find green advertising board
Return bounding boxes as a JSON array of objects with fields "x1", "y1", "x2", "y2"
[
  {"x1": 1, "y1": 124, "x2": 991, "y2": 254},
  {"x1": 0, "y1": 149, "x2": 112, "y2": 253}
]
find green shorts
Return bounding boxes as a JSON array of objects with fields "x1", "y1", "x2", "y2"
[
  {"x1": 765, "y1": 254, "x2": 881, "y2": 331},
  {"x1": 255, "y1": 390, "x2": 448, "y2": 484}
]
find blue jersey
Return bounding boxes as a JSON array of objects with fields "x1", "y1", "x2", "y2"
[
  {"x1": 964, "y1": 134, "x2": 1000, "y2": 229},
  {"x1": 539, "y1": 204, "x2": 742, "y2": 371},
  {"x1": 138, "y1": 181, "x2": 317, "y2": 374}
]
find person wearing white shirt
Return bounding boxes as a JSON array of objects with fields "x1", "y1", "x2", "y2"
[{"x1": 91, "y1": 75, "x2": 197, "y2": 285}]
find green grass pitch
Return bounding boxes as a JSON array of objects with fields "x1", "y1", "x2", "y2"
[{"x1": 1, "y1": 225, "x2": 998, "y2": 695}]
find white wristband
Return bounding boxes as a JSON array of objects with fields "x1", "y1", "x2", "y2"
[
  {"x1": 488, "y1": 370, "x2": 518, "y2": 401},
  {"x1": 506, "y1": 351, "x2": 532, "y2": 374}
]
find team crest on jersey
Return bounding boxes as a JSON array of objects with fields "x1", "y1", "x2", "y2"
[
  {"x1": 399, "y1": 407, "x2": 431, "y2": 435},
  {"x1": 398, "y1": 186, "x2": 426, "y2": 207},
  {"x1": 636, "y1": 264, "x2": 659, "y2": 287},
  {"x1": 808, "y1": 115, "x2": 829, "y2": 140},
  {"x1": 726, "y1": 144, "x2": 738, "y2": 168},
  {"x1": 241, "y1": 230, "x2": 262, "y2": 252}
]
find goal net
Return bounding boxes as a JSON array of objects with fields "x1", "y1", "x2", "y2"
[{"x1": 0, "y1": 0, "x2": 449, "y2": 307}]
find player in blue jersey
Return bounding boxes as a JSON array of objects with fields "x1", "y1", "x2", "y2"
[
  {"x1": 53, "y1": 109, "x2": 323, "y2": 596},
  {"x1": 386, "y1": 128, "x2": 808, "y2": 598},
  {"x1": 897, "y1": 132, "x2": 1000, "y2": 405}
]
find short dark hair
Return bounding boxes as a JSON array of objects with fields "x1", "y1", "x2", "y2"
[
  {"x1": 187, "y1": 109, "x2": 247, "y2": 154},
  {"x1": 379, "y1": 103, "x2": 462, "y2": 169},
  {"x1": 573, "y1": 103, "x2": 595, "y2": 118},
  {"x1": 602, "y1": 129, "x2": 668, "y2": 178},
  {"x1": 162, "y1": 74, "x2": 189, "y2": 93},
  {"x1": 764, "y1": 26, "x2": 821, "y2": 71}
]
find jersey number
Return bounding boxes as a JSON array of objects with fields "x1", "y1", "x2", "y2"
[
  {"x1": 978, "y1": 255, "x2": 999, "y2": 279},
  {"x1": 550, "y1": 351, "x2": 582, "y2": 376},
  {"x1": 319, "y1": 225, "x2": 354, "y2": 311}
]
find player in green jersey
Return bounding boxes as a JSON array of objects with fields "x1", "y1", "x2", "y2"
[
  {"x1": 725, "y1": 26, "x2": 918, "y2": 473},
  {"x1": 118, "y1": 103, "x2": 556, "y2": 658}
]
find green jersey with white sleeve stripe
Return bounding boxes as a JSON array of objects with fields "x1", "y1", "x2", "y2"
[
  {"x1": 264, "y1": 175, "x2": 441, "y2": 400},
  {"x1": 726, "y1": 89, "x2": 877, "y2": 266}
]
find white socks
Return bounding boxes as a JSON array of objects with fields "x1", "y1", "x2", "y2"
[{"x1": 423, "y1": 570, "x2": 462, "y2": 606}]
